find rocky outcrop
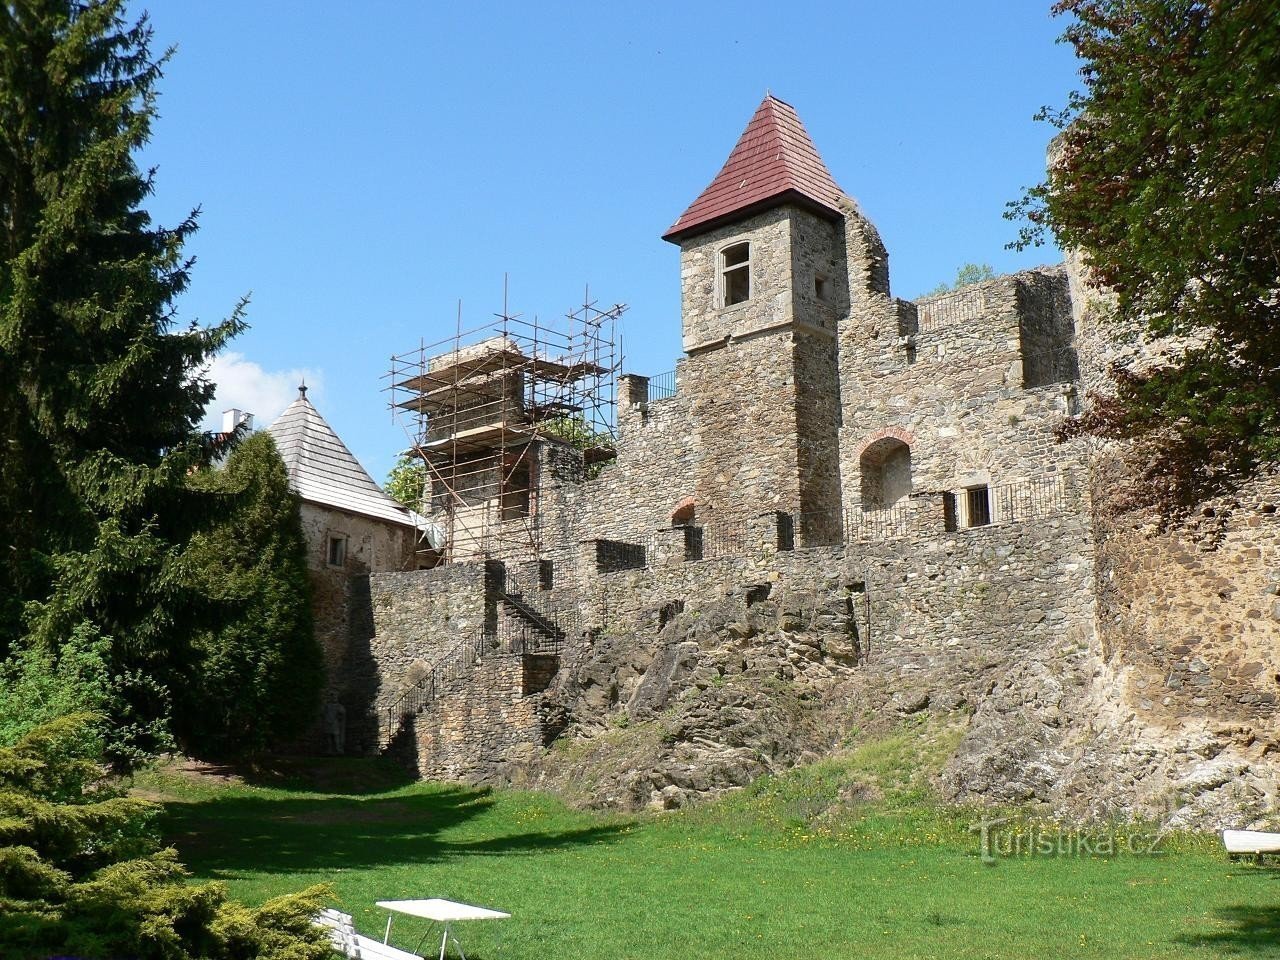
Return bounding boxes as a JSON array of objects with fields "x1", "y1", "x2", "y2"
[
  {"x1": 505, "y1": 555, "x2": 1279, "y2": 829},
  {"x1": 512, "y1": 592, "x2": 870, "y2": 810}
]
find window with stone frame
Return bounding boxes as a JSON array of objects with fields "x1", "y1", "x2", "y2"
[
  {"x1": 966, "y1": 485, "x2": 992, "y2": 527},
  {"x1": 326, "y1": 534, "x2": 347, "y2": 568},
  {"x1": 719, "y1": 241, "x2": 751, "y2": 307}
]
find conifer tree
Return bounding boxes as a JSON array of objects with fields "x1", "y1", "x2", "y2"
[
  {"x1": 0, "y1": 1, "x2": 242, "y2": 721},
  {"x1": 183, "y1": 434, "x2": 321, "y2": 756},
  {"x1": 0, "y1": 714, "x2": 330, "y2": 958}
]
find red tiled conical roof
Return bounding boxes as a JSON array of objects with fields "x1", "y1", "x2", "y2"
[{"x1": 662, "y1": 94, "x2": 847, "y2": 243}]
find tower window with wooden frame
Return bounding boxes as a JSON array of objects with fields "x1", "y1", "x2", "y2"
[{"x1": 719, "y1": 241, "x2": 751, "y2": 307}]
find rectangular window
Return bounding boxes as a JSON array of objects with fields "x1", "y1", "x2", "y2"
[
  {"x1": 966, "y1": 486, "x2": 992, "y2": 527},
  {"x1": 814, "y1": 275, "x2": 828, "y2": 302},
  {"x1": 942, "y1": 493, "x2": 958, "y2": 532},
  {"x1": 326, "y1": 535, "x2": 347, "y2": 567},
  {"x1": 501, "y1": 455, "x2": 531, "y2": 521},
  {"x1": 720, "y1": 242, "x2": 751, "y2": 307}
]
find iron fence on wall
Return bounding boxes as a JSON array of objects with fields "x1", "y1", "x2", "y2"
[
  {"x1": 647, "y1": 370, "x2": 677, "y2": 402},
  {"x1": 580, "y1": 473, "x2": 1078, "y2": 573}
]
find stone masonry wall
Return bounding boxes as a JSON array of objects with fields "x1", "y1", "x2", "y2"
[
  {"x1": 409, "y1": 653, "x2": 557, "y2": 782},
  {"x1": 838, "y1": 268, "x2": 1083, "y2": 515},
  {"x1": 1042, "y1": 193, "x2": 1280, "y2": 823},
  {"x1": 346, "y1": 562, "x2": 489, "y2": 753},
  {"x1": 679, "y1": 206, "x2": 798, "y2": 351},
  {"x1": 517, "y1": 489, "x2": 1097, "y2": 810},
  {"x1": 682, "y1": 332, "x2": 804, "y2": 523},
  {"x1": 300, "y1": 501, "x2": 416, "y2": 751},
  {"x1": 563, "y1": 491, "x2": 1094, "y2": 671},
  {"x1": 578, "y1": 379, "x2": 696, "y2": 543},
  {"x1": 355, "y1": 132, "x2": 1278, "y2": 826},
  {"x1": 1093, "y1": 471, "x2": 1280, "y2": 727}
]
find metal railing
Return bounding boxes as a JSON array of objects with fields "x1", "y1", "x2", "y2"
[
  {"x1": 691, "y1": 517, "x2": 750, "y2": 560},
  {"x1": 647, "y1": 370, "x2": 677, "y2": 402},
  {"x1": 382, "y1": 628, "x2": 495, "y2": 742},
  {"x1": 916, "y1": 288, "x2": 987, "y2": 333},
  {"x1": 595, "y1": 538, "x2": 646, "y2": 572},
  {"x1": 990, "y1": 474, "x2": 1070, "y2": 522},
  {"x1": 577, "y1": 474, "x2": 1077, "y2": 575},
  {"x1": 497, "y1": 564, "x2": 579, "y2": 656},
  {"x1": 793, "y1": 499, "x2": 926, "y2": 549}
]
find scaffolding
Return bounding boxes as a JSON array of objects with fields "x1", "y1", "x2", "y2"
[{"x1": 388, "y1": 287, "x2": 624, "y2": 564}]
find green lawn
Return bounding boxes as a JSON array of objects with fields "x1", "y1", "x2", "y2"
[{"x1": 137, "y1": 746, "x2": 1279, "y2": 960}]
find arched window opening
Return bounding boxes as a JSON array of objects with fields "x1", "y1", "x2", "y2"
[
  {"x1": 860, "y1": 438, "x2": 913, "y2": 509},
  {"x1": 720, "y1": 242, "x2": 751, "y2": 307},
  {"x1": 670, "y1": 497, "x2": 696, "y2": 527}
]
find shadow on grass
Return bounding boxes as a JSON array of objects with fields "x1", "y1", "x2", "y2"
[
  {"x1": 160, "y1": 783, "x2": 625, "y2": 877},
  {"x1": 175, "y1": 754, "x2": 419, "y2": 796},
  {"x1": 1177, "y1": 867, "x2": 1280, "y2": 954}
]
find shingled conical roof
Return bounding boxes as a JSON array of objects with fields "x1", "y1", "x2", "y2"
[
  {"x1": 663, "y1": 94, "x2": 847, "y2": 243},
  {"x1": 266, "y1": 387, "x2": 416, "y2": 528}
]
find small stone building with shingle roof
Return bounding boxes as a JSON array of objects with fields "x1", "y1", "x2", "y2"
[{"x1": 266, "y1": 385, "x2": 424, "y2": 746}]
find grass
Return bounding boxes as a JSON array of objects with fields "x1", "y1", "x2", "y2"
[{"x1": 136, "y1": 732, "x2": 1280, "y2": 960}]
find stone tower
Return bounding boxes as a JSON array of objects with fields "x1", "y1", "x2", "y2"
[{"x1": 662, "y1": 94, "x2": 847, "y2": 539}]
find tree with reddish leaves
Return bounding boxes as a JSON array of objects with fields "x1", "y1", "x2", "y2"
[{"x1": 1011, "y1": 0, "x2": 1280, "y2": 510}]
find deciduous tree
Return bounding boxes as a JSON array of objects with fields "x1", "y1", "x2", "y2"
[
  {"x1": 1010, "y1": 0, "x2": 1280, "y2": 507},
  {"x1": 384, "y1": 452, "x2": 428, "y2": 508},
  {"x1": 925, "y1": 262, "x2": 995, "y2": 296}
]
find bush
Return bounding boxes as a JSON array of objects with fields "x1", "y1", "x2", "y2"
[
  {"x1": 0, "y1": 625, "x2": 170, "y2": 769},
  {"x1": 0, "y1": 714, "x2": 331, "y2": 959}
]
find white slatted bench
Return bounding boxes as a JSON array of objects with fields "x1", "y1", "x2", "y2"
[
  {"x1": 1222, "y1": 829, "x2": 1280, "y2": 864},
  {"x1": 313, "y1": 908, "x2": 425, "y2": 960}
]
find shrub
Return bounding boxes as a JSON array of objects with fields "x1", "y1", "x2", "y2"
[{"x1": 0, "y1": 714, "x2": 331, "y2": 959}]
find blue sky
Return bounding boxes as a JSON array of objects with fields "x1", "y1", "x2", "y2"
[{"x1": 134, "y1": 2, "x2": 1081, "y2": 483}]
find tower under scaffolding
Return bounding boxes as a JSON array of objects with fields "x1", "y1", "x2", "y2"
[{"x1": 388, "y1": 291, "x2": 624, "y2": 564}]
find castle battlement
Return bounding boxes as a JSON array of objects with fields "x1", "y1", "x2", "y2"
[{"x1": 306, "y1": 95, "x2": 1277, "y2": 825}]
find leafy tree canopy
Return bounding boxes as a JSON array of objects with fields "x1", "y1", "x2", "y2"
[
  {"x1": 925, "y1": 262, "x2": 996, "y2": 297},
  {"x1": 1010, "y1": 0, "x2": 1280, "y2": 507},
  {"x1": 385, "y1": 452, "x2": 428, "y2": 508}
]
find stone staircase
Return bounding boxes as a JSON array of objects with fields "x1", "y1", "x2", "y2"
[{"x1": 380, "y1": 560, "x2": 574, "y2": 746}]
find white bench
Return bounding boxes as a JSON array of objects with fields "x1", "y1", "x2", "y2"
[
  {"x1": 313, "y1": 909, "x2": 425, "y2": 960},
  {"x1": 1222, "y1": 829, "x2": 1280, "y2": 864}
]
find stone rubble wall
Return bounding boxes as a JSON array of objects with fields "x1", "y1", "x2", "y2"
[
  {"x1": 577, "y1": 381, "x2": 696, "y2": 543},
  {"x1": 407, "y1": 653, "x2": 556, "y2": 782},
  {"x1": 514, "y1": 495, "x2": 1096, "y2": 810},
  {"x1": 1056, "y1": 237, "x2": 1280, "y2": 825},
  {"x1": 838, "y1": 267, "x2": 1083, "y2": 508},
  {"x1": 345, "y1": 144, "x2": 1279, "y2": 826},
  {"x1": 300, "y1": 501, "x2": 417, "y2": 751},
  {"x1": 565, "y1": 492, "x2": 1094, "y2": 673},
  {"x1": 345, "y1": 562, "x2": 489, "y2": 754}
]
